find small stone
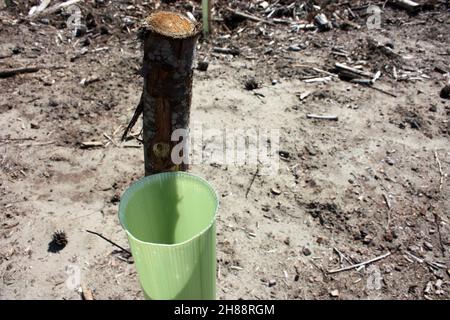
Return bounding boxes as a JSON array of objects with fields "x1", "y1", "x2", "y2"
[
  {"x1": 362, "y1": 235, "x2": 373, "y2": 245},
  {"x1": 270, "y1": 187, "x2": 281, "y2": 195},
  {"x1": 268, "y1": 279, "x2": 276, "y2": 287},
  {"x1": 12, "y1": 46, "x2": 22, "y2": 54},
  {"x1": 122, "y1": 17, "x2": 135, "y2": 27},
  {"x1": 259, "y1": 1, "x2": 269, "y2": 9},
  {"x1": 110, "y1": 193, "x2": 120, "y2": 204},
  {"x1": 272, "y1": 79, "x2": 278, "y2": 85},
  {"x1": 288, "y1": 45, "x2": 302, "y2": 52},
  {"x1": 82, "y1": 37, "x2": 91, "y2": 47},
  {"x1": 423, "y1": 241, "x2": 433, "y2": 251},
  {"x1": 424, "y1": 281, "x2": 433, "y2": 294},
  {"x1": 330, "y1": 289, "x2": 339, "y2": 297},
  {"x1": 384, "y1": 40, "x2": 395, "y2": 49},
  {"x1": 197, "y1": 60, "x2": 209, "y2": 72},
  {"x1": 429, "y1": 105, "x2": 437, "y2": 112},
  {"x1": 408, "y1": 245, "x2": 420, "y2": 254},
  {"x1": 386, "y1": 157, "x2": 395, "y2": 166},
  {"x1": 74, "y1": 25, "x2": 87, "y2": 37},
  {"x1": 30, "y1": 122, "x2": 40, "y2": 129},
  {"x1": 384, "y1": 232, "x2": 394, "y2": 242},
  {"x1": 316, "y1": 236, "x2": 328, "y2": 244},
  {"x1": 278, "y1": 150, "x2": 290, "y2": 160},
  {"x1": 440, "y1": 85, "x2": 450, "y2": 99},
  {"x1": 245, "y1": 78, "x2": 259, "y2": 91},
  {"x1": 305, "y1": 145, "x2": 317, "y2": 156},
  {"x1": 302, "y1": 246, "x2": 312, "y2": 256},
  {"x1": 99, "y1": 25, "x2": 109, "y2": 35},
  {"x1": 48, "y1": 98, "x2": 59, "y2": 107}
]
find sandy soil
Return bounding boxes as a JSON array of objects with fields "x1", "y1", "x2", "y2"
[{"x1": 0, "y1": 0, "x2": 449, "y2": 300}]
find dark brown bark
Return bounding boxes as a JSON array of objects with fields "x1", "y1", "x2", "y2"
[{"x1": 139, "y1": 12, "x2": 201, "y2": 176}]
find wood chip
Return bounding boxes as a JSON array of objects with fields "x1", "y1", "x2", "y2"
[{"x1": 81, "y1": 141, "x2": 103, "y2": 148}]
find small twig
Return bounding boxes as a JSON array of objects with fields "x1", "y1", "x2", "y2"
[
  {"x1": 226, "y1": 7, "x2": 276, "y2": 25},
  {"x1": 383, "y1": 193, "x2": 392, "y2": 210},
  {"x1": 0, "y1": 65, "x2": 65, "y2": 79},
  {"x1": 433, "y1": 212, "x2": 446, "y2": 256},
  {"x1": 0, "y1": 53, "x2": 14, "y2": 60},
  {"x1": 352, "y1": 80, "x2": 398, "y2": 97},
  {"x1": 0, "y1": 67, "x2": 40, "y2": 78},
  {"x1": 0, "y1": 137, "x2": 35, "y2": 142},
  {"x1": 310, "y1": 260, "x2": 330, "y2": 280},
  {"x1": 327, "y1": 252, "x2": 391, "y2": 274},
  {"x1": 434, "y1": 150, "x2": 444, "y2": 192},
  {"x1": 112, "y1": 125, "x2": 123, "y2": 137},
  {"x1": 16, "y1": 141, "x2": 56, "y2": 147},
  {"x1": 85, "y1": 230, "x2": 131, "y2": 256},
  {"x1": 333, "y1": 247, "x2": 353, "y2": 267},
  {"x1": 383, "y1": 193, "x2": 392, "y2": 229},
  {"x1": 404, "y1": 251, "x2": 423, "y2": 263},
  {"x1": 213, "y1": 47, "x2": 240, "y2": 56},
  {"x1": 303, "y1": 76, "x2": 332, "y2": 83},
  {"x1": 103, "y1": 132, "x2": 117, "y2": 147},
  {"x1": 307, "y1": 114, "x2": 338, "y2": 121},
  {"x1": 121, "y1": 95, "x2": 143, "y2": 142},
  {"x1": 245, "y1": 167, "x2": 259, "y2": 198},
  {"x1": 81, "y1": 141, "x2": 103, "y2": 148},
  {"x1": 369, "y1": 85, "x2": 398, "y2": 98},
  {"x1": 335, "y1": 63, "x2": 374, "y2": 78},
  {"x1": 433, "y1": 150, "x2": 446, "y2": 255}
]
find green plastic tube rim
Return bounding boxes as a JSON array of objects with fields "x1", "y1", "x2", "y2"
[{"x1": 118, "y1": 171, "x2": 219, "y2": 248}]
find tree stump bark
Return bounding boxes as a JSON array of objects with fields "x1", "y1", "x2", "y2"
[{"x1": 139, "y1": 12, "x2": 201, "y2": 176}]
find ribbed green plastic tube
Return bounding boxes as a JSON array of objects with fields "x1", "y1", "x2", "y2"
[{"x1": 119, "y1": 172, "x2": 218, "y2": 300}]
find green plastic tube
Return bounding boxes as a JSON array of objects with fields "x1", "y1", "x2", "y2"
[{"x1": 119, "y1": 172, "x2": 218, "y2": 300}]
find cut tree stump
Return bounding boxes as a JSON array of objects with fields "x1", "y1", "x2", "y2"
[{"x1": 138, "y1": 11, "x2": 201, "y2": 176}]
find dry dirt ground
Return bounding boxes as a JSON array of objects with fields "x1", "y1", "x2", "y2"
[{"x1": 0, "y1": 1, "x2": 449, "y2": 300}]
